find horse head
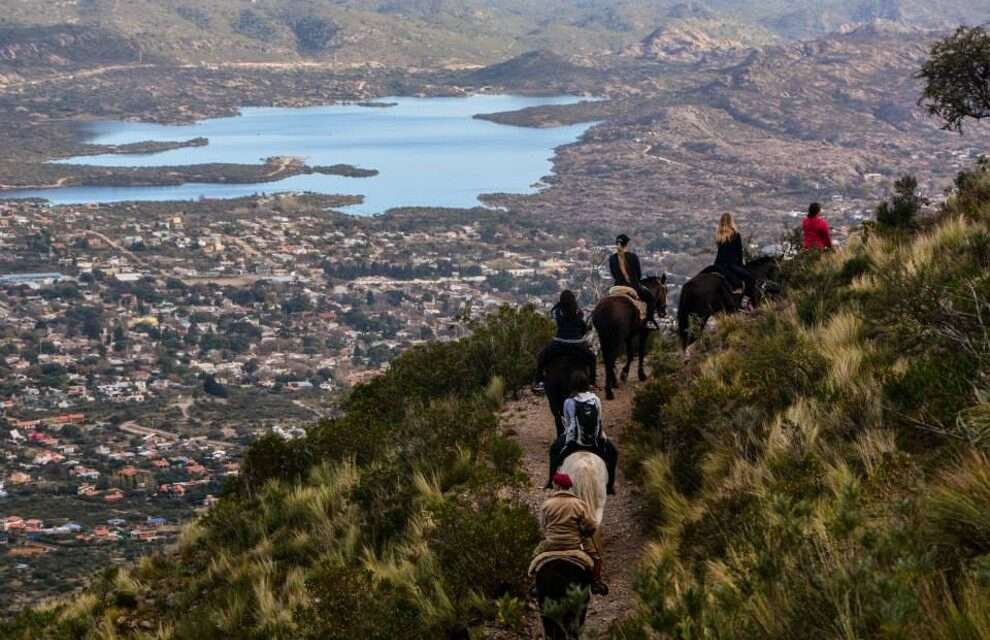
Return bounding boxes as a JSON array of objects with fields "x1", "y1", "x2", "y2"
[
  {"x1": 745, "y1": 257, "x2": 780, "y2": 283},
  {"x1": 641, "y1": 273, "x2": 668, "y2": 317}
]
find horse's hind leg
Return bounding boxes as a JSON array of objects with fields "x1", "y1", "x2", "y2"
[
  {"x1": 620, "y1": 333, "x2": 634, "y2": 382},
  {"x1": 637, "y1": 329, "x2": 648, "y2": 381},
  {"x1": 602, "y1": 346, "x2": 616, "y2": 401}
]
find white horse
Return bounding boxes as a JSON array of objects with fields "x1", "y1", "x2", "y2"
[{"x1": 560, "y1": 451, "x2": 608, "y2": 527}]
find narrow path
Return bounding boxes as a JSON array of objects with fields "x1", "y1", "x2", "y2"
[{"x1": 500, "y1": 368, "x2": 648, "y2": 638}]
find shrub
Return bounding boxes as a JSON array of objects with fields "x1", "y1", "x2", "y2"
[
  {"x1": 296, "y1": 565, "x2": 430, "y2": 640},
  {"x1": 490, "y1": 434, "x2": 523, "y2": 477},
  {"x1": 240, "y1": 433, "x2": 312, "y2": 492},
  {"x1": 234, "y1": 9, "x2": 276, "y2": 41},
  {"x1": 926, "y1": 451, "x2": 990, "y2": 557},
  {"x1": 876, "y1": 175, "x2": 922, "y2": 230},
  {"x1": 428, "y1": 497, "x2": 540, "y2": 603}
]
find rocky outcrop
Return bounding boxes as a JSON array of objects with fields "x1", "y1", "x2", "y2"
[
  {"x1": 0, "y1": 25, "x2": 142, "y2": 70},
  {"x1": 627, "y1": 18, "x2": 775, "y2": 64}
]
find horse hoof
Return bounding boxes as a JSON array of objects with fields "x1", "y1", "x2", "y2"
[
  {"x1": 620, "y1": 371, "x2": 629, "y2": 382},
  {"x1": 606, "y1": 390, "x2": 615, "y2": 400},
  {"x1": 638, "y1": 371, "x2": 648, "y2": 382}
]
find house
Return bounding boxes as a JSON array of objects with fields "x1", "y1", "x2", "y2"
[
  {"x1": 7, "y1": 472, "x2": 31, "y2": 485},
  {"x1": 24, "y1": 519, "x2": 44, "y2": 532},
  {"x1": 103, "y1": 489, "x2": 125, "y2": 502}
]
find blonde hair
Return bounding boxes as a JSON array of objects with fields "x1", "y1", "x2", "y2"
[{"x1": 715, "y1": 213, "x2": 738, "y2": 245}]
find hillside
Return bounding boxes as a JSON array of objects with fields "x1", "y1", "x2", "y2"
[
  {"x1": 613, "y1": 164, "x2": 990, "y2": 636},
  {"x1": 5, "y1": 158, "x2": 990, "y2": 638},
  {"x1": 0, "y1": 0, "x2": 989, "y2": 67}
]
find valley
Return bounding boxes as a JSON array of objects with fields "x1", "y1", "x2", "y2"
[{"x1": 2, "y1": 1, "x2": 990, "y2": 632}]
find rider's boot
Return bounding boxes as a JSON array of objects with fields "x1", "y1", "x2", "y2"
[{"x1": 591, "y1": 558, "x2": 609, "y2": 595}]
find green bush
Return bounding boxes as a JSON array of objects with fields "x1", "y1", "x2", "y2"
[
  {"x1": 428, "y1": 497, "x2": 541, "y2": 603},
  {"x1": 240, "y1": 433, "x2": 313, "y2": 492},
  {"x1": 297, "y1": 565, "x2": 430, "y2": 640}
]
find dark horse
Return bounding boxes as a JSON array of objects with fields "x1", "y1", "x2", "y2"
[
  {"x1": 591, "y1": 276, "x2": 668, "y2": 400},
  {"x1": 677, "y1": 256, "x2": 779, "y2": 349},
  {"x1": 545, "y1": 351, "x2": 595, "y2": 437},
  {"x1": 534, "y1": 559, "x2": 593, "y2": 639}
]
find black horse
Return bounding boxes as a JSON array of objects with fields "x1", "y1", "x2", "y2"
[
  {"x1": 544, "y1": 351, "x2": 595, "y2": 437},
  {"x1": 592, "y1": 276, "x2": 668, "y2": 400},
  {"x1": 534, "y1": 559, "x2": 593, "y2": 639},
  {"x1": 677, "y1": 257, "x2": 779, "y2": 349}
]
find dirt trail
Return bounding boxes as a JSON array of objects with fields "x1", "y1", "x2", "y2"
[{"x1": 500, "y1": 368, "x2": 648, "y2": 638}]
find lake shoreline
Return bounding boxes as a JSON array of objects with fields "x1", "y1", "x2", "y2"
[{"x1": 4, "y1": 95, "x2": 595, "y2": 215}]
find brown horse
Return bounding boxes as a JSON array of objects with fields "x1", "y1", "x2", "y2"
[
  {"x1": 677, "y1": 257, "x2": 779, "y2": 349},
  {"x1": 592, "y1": 276, "x2": 668, "y2": 400}
]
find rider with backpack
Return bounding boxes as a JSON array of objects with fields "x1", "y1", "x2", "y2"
[{"x1": 545, "y1": 370, "x2": 618, "y2": 495}]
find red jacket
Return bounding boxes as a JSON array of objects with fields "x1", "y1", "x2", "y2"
[{"x1": 802, "y1": 216, "x2": 833, "y2": 250}]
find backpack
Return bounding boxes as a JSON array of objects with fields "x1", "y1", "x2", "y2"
[{"x1": 572, "y1": 398, "x2": 600, "y2": 447}]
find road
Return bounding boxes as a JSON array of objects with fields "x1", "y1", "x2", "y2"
[{"x1": 118, "y1": 420, "x2": 230, "y2": 451}]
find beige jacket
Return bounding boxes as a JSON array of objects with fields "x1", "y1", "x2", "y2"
[{"x1": 533, "y1": 490, "x2": 599, "y2": 558}]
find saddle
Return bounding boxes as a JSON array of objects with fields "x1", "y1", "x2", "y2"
[
  {"x1": 607, "y1": 286, "x2": 647, "y2": 321},
  {"x1": 698, "y1": 267, "x2": 744, "y2": 295}
]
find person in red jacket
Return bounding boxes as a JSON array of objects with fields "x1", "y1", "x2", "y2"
[{"x1": 802, "y1": 202, "x2": 833, "y2": 250}]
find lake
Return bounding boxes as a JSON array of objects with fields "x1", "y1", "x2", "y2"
[{"x1": 13, "y1": 95, "x2": 595, "y2": 215}]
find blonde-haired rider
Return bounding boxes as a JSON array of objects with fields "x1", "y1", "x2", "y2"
[{"x1": 714, "y1": 213, "x2": 757, "y2": 308}]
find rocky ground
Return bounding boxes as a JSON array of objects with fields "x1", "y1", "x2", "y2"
[{"x1": 499, "y1": 367, "x2": 648, "y2": 638}]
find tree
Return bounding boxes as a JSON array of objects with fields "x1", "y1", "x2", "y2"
[
  {"x1": 202, "y1": 375, "x2": 228, "y2": 399},
  {"x1": 876, "y1": 175, "x2": 923, "y2": 229},
  {"x1": 919, "y1": 26, "x2": 990, "y2": 132}
]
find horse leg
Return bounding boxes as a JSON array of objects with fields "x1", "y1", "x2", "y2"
[
  {"x1": 637, "y1": 329, "x2": 648, "y2": 381},
  {"x1": 621, "y1": 333, "x2": 634, "y2": 382},
  {"x1": 603, "y1": 344, "x2": 616, "y2": 401}
]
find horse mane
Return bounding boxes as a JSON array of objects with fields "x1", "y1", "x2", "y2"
[
  {"x1": 560, "y1": 451, "x2": 608, "y2": 527},
  {"x1": 746, "y1": 255, "x2": 778, "y2": 269}
]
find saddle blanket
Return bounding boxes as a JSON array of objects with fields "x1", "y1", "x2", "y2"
[
  {"x1": 529, "y1": 549, "x2": 595, "y2": 576},
  {"x1": 607, "y1": 286, "x2": 647, "y2": 321}
]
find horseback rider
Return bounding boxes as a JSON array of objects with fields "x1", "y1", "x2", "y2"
[
  {"x1": 608, "y1": 234, "x2": 659, "y2": 329},
  {"x1": 534, "y1": 290, "x2": 597, "y2": 392},
  {"x1": 546, "y1": 370, "x2": 618, "y2": 495},
  {"x1": 530, "y1": 472, "x2": 608, "y2": 604},
  {"x1": 712, "y1": 213, "x2": 758, "y2": 308}
]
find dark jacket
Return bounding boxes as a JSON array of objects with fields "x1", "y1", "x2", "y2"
[
  {"x1": 715, "y1": 233, "x2": 744, "y2": 268},
  {"x1": 553, "y1": 306, "x2": 590, "y2": 341},
  {"x1": 608, "y1": 252, "x2": 642, "y2": 288}
]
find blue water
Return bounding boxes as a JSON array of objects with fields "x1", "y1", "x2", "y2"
[{"x1": 10, "y1": 95, "x2": 595, "y2": 215}]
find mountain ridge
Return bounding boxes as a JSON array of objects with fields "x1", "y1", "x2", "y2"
[{"x1": 0, "y1": 0, "x2": 988, "y2": 67}]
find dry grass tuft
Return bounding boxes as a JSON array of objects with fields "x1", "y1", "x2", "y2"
[{"x1": 852, "y1": 430, "x2": 898, "y2": 477}]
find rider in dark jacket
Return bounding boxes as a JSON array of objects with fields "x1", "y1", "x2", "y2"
[
  {"x1": 609, "y1": 234, "x2": 658, "y2": 328},
  {"x1": 535, "y1": 290, "x2": 597, "y2": 389},
  {"x1": 713, "y1": 213, "x2": 757, "y2": 306}
]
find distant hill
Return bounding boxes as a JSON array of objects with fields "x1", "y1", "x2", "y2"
[
  {"x1": 0, "y1": 0, "x2": 988, "y2": 67},
  {"x1": 0, "y1": 25, "x2": 145, "y2": 70},
  {"x1": 464, "y1": 50, "x2": 605, "y2": 90},
  {"x1": 627, "y1": 17, "x2": 778, "y2": 62}
]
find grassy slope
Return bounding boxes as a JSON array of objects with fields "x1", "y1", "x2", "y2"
[
  {"x1": 0, "y1": 307, "x2": 555, "y2": 639},
  {"x1": 617, "y1": 163, "x2": 990, "y2": 638}
]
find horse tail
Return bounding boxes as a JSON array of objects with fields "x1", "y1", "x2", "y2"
[{"x1": 561, "y1": 452, "x2": 608, "y2": 526}]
